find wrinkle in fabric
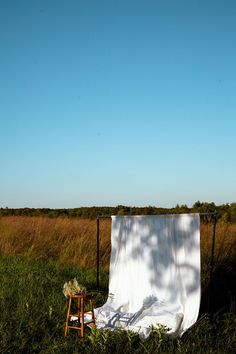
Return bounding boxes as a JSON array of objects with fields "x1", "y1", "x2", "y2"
[{"x1": 95, "y1": 214, "x2": 200, "y2": 338}]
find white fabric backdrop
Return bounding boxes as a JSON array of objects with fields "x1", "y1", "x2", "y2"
[{"x1": 95, "y1": 214, "x2": 201, "y2": 338}]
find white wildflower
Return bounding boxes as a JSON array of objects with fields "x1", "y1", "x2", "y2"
[{"x1": 63, "y1": 278, "x2": 86, "y2": 297}]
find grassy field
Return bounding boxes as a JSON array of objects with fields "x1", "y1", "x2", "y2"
[
  {"x1": 0, "y1": 216, "x2": 235, "y2": 269},
  {"x1": 0, "y1": 254, "x2": 235, "y2": 353},
  {"x1": 0, "y1": 216, "x2": 235, "y2": 353}
]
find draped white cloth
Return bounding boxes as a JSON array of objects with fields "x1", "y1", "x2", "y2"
[{"x1": 95, "y1": 214, "x2": 201, "y2": 338}]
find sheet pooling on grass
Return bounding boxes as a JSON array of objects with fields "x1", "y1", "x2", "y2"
[{"x1": 95, "y1": 214, "x2": 201, "y2": 338}]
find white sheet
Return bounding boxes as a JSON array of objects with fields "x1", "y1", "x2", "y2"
[{"x1": 95, "y1": 214, "x2": 201, "y2": 338}]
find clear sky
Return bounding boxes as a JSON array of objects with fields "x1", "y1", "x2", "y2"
[{"x1": 1, "y1": 0, "x2": 236, "y2": 208}]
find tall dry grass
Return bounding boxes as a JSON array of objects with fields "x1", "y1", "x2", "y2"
[
  {"x1": 0, "y1": 216, "x2": 111, "y2": 270},
  {"x1": 0, "y1": 216, "x2": 235, "y2": 274},
  {"x1": 200, "y1": 222, "x2": 236, "y2": 288},
  {"x1": 0, "y1": 215, "x2": 235, "y2": 313}
]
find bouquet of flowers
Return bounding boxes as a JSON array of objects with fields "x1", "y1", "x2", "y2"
[{"x1": 63, "y1": 278, "x2": 86, "y2": 297}]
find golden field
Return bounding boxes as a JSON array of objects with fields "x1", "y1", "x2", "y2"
[
  {"x1": 0, "y1": 216, "x2": 111, "y2": 270},
  {"x1": 0, "y1": 215, "x2": 235, "y2": 315},
  {"x1": 0, "y1": 216, "x2": 235, "y2": 276}
]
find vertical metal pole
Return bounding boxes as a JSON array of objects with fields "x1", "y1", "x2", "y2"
[
  {"x1": 209, "y1": 214, "x2": 217, "y2": 312},
  {"x1": 96, "y1": 217, "x2": 100, "y2": 289}
]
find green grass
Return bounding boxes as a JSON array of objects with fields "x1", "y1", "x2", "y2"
[
  {"x1": 0, "y1": 254, "x2": 107, "y2": 353},
  {"x1": 0, "y1": 254, "x2": 235, "y2": 354}
]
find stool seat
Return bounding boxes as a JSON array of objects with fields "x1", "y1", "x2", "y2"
[{"x1": 64, "y1": 293, "x2": 96, "y2": 337}]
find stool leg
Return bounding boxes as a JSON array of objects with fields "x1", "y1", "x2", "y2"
[
  {"x1": 64, "y1": 296, "x2": 72, "y2": 337},
  {"x1": 81, "y1": 296, "x2": 85, "y2": 337},
  {"x1": 77, "y1": 296, "x2": 81, "y2": 337}
]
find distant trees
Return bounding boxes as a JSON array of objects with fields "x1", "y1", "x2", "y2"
[
  {"x1": 0, "y1": 202, "x2": 236, "y2": 222},
  {"x1": 220, "y1": 203, "x2": 236, "y2": 222}
]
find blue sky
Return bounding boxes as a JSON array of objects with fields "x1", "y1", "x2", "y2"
[{"x1": 1, "y1": 0, "x2": 236, "y2": 208}]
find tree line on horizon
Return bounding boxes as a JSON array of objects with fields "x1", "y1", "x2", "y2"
[{"x1": 1, "y1": 201, "x2": 236, "y2": 222}]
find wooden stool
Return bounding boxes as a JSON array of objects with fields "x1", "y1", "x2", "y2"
[{"x1": 64, "y1": 293, "x2": 96, "y2": 337}]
